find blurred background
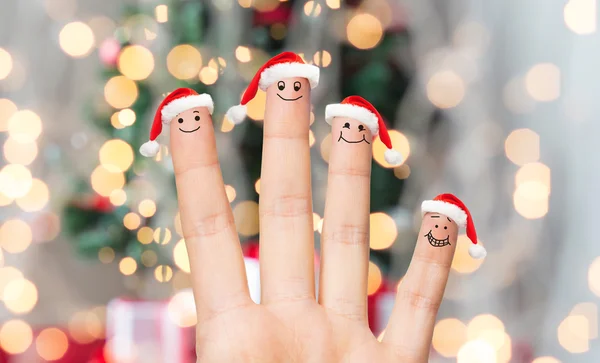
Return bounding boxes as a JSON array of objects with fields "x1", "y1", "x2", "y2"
[{"x1": 0, "y1": 0, "x2": 598, "y2": 362}]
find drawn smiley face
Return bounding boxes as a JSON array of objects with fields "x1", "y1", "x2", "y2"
[
  {"x1": 423, "y1": 213, "x2": 457, "y2": 247},
  {"x1": 273, "y1": 77, "x2": 309, "y2": 102},
  {"x1": 333, "y1": 117, "x2": 372, "y2": 145},
  {"x1": 171, "y1": 107, "x2": 207, "y2": 134}
]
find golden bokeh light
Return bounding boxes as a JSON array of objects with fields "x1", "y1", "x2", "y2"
[
  {"x1": 0, "y1": 192, "x2": 12, "y2": 207},
  {"x1": 312, "y1": 213, "x2": 321, "y2": 232},
  {"x1": 369, "y1": 212, "x2": 397, "y2": 250},
  {"x1": 0, "y1": 164, "x2": 33, "y2": 199},
  {"x1": 0, "y1": 98, "x2": 17, "y2": 132},
  {"x1": 154, "y1": 265, "x2": 173, "y2": 282},
  {"x1": 109, "y1": 189, "x2": 127, "y2": 206},
  {"x1": 0, "y1": 48, "x2": 13, "y2": 80},
  {"x1": 304, "y1": 1, "x2": 322, "y2": 16},
  {"x1": 167, "y1": 290, "x2": 197, "y2": 327},
  {"x1": 313, "y1": 51, "x2": 332, "y2": 67},
  {"x1": 557, "y1": 314, "x2": 589, "y2": 353},
  {"x1": 367, "y1": 261, "x2": 382, "y2": 295},
  {"x1": 532, "y1": 357, "x2": 561, "y2": 363},
  {"x1": 16, "y1": 178, "x2": 49, "y2": 212},
  {"x1": 235, "y1": 46, "x2": 252, "y2": 63},
  {"x1": 119, "y1": 257, "x2": 137, "y2": 276},
  {"x1": 59, "y1": 22, "x2": 95, "y2": 58},
  {"x1": 457, "y1": 340, "x2": 497, "y2": 363},
  {"x1": 0, "y1": 320, "x2": 33, "y2": 354},
  {"x1": 167, "y1": 45, "x2": 203, "y2": 80},
  {"x1": 504, "y1": 128, "x2": 540, "y2": 166},
  {"x1": 98, "y1": 247, "x2": 115, "y2": 263},
  {"x1": 221, "y1": 116, "x2": 235, "y2": 133},
  {"x1": 255, "y1": 179, "x2": 261, "y2": 194},
  {"x1": 233, "y1": 201, "x2": 260, "y2": 236},
  {"x1": 174, "y1": 239, "x2": 190, "y2": 273},
  {"x1": 427, "y1": 70, "x2": 465, "y2": 109},
  {"x1": 0, "y1": 267, "x2": 23, "y2": 297},
  {"x1": 393, "y1": 164, "x2": 411, "y2": 179},
  {"x1": 525, "y1": 63, "x2": 561, "y2": 102},
  {"x1": 199, "y1": 67, "x2": 219, "y2": 85},
  {"x1": 99, "y1": 139, "x2": 134, "y2": 173},
  {"x1": 68, "y1": 310, "x2": 103, "y2": 344},
  {"x1": 270, "y1": 23, "x2": 287, "y2": 40},
  {"x1": 467, "y1": 314, "x2": 506, "y2": 350},
  {"x1": 36, "y1": 328, "x2": 69, "y2": 361},
  {"x1": 118, "y1": 45, "x2": 154, "y2": 81},
  {"x1": 432, "y1": 318, "x2": 467, "y2": 357},
  {"x1": 588, "y1": 257, "x2": 600, "y2": 297},
  {"x1": 118, "y1": 108, "x2": 136, "y2": 126},
  {"x1": 123, "y1": 213, "x2": 141, "y2": 230},
  {"x1": 90, "y1": 165, "x2": 125, "y2": 197},
  {"x1": 317, "y1": 218, "x2": 324, "y2": 234},
  {"x1": 137, "y1": 226, "x2": 154, "y2": 244},
  {"x1": 570, "y1": 302, "x2": 598, "y2": 339},
  {"x1": 320, "y1": 133, "x2": 332, "y2": 163},
  {"x1": 326, "y1": 0, "x2": 341, "y2": 9},
  {"x1": 104, "y1": 76, "x2": 138, "y2": 109},
  {"x1": 141, "y1": 250, "x2": 158, "y2": 267},
  {"x1": 154, "y1": 227, "x2": 172, "y2": 245},
  {"x1": 110, "y1": 111, "x2": 125, "y2": 129},
  {"x1": 7, "y1": 109, "x2": 43, "y2": 143},
  {"x1": 253, "y1": 0, "x2": 280, "y2": 12},
  {"x1": 564, "y1": 0, "x2": 597, "y2": 35},
  {"x1": 208, "y1": 57, "x2": 227, "y2": 74},
  {"x1": 373, "y1": 130, "x2": 410, "y2": 168},
  {"x1": 238, "y1": 0, "x2": 252, "y2": 8},
  {"x1": 225, "y1": 185, "x2": 237, "y2": 203},
  {"x1": 3, "y1": 278, "x2": 38, "y2": 314},
  {"x1": 513, "y1": 184, "x2": 549, "y2": 219},
  {"x1": 451, "y1": 235, "x2": 485, "y2": 273},
  {"x1": 347, "y1": 14, "x2": 384, "y2": 50},
  {"x1": 309, "y1": 129, "x2": 316, "y2": 147},
  {"x1": 515, "y1": 162, "x2": 551, "y2": 195},
  {"x1": 138, "y1": 199, "x2": 157, "y2": 217},
  {"x1": 246, "y1": 89, "x2": 267, "y2": 120},
  {"x1": 0, "y1": 218, "x2": 32, "y2": 254},
  {"x1": 4, "y1": 138, "x2": 38, "y2": 165},
  {"x1": 155, "y1": 5, "x2": 168, "y2": 23}
]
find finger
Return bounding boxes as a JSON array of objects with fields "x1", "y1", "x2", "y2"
[
  {"x1": 260, "y1": 77, "x2": 315, "y2": 303},
  {"x1": 318, "y1": 116, "x2": 372, "y2": 321},
  {"x1": 170, "y1": 104, "x2": 251, "y2": 321},
  {"x1": 383, "y1": 212, "x2": 458, "y2": 360}
]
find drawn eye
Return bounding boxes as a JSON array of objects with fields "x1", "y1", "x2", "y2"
[
  {"x1": 178, "y1": 118, "x2": 184, "y2": 124},
  {"x1": 293, "y1": 81, "x2": 301, "y2": 92},
  {"x1": 435, "y1": 225, "x2": 439, "y2": 228},
  {"x1": 277, "y1": 81, "x2": 285, "y2": 91},
  {"x1": 358, "y1": 125, "x2": 365, "y2": 132},
  {"x1": 195, "y1": 115, "x2": 200, "y2": 121},
  {"x1": 444, "y1": 226, "x2": 447, "y2": 230},
  {"x1": 343, "y1": 122, "x2": 350, "y2": 129}
]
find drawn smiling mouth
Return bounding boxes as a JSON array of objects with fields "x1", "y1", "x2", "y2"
[
  {"x1": 338, "y1": 131, "x2": 370, "y2": 144},
  {"x1": 277, "y1": 94, "x2": 303, "y2": 101},
  {"x1": 425, "y1": 230, "x2": 450, "y2": 247},
  {"x1": 179, "y1": 126, "x2": 200, "y2": 133}
]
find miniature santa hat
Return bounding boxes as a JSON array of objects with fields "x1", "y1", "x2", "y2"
[
  {"x1": 421, "y1": 193, "x2": 486, "y2": 259},
  {"x1": 139, "y1": 88, "x2": 214, "y2": 157},
  {"x1": 226, "y1": 51, "x2": 320, "y2": 124},
  {"x1": 325, "y1": 96, "x2": 403, "y2": 165}
]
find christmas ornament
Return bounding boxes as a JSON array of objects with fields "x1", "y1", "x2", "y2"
[
  {"x1": 140, "y1": 88, "x2": 214, "y2": 157},
  {"x1": 421, "y1": 193, "x2": 486, "y2": 259},
  {"x1": 226, "y1": 51, "x2": 320, "y2": 124},
  {"x1": 325, "y1": 95, "x2": 403, "y2": 165}
]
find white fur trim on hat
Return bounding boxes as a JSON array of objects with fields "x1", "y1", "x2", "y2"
[
  {"x1": 421, "y1": 200, "x2": 468, "y2": 227},
  {"x1": 161, "y1": 94, "x2": 214, "y2": 123},
  {"x1": 226, "y1": 104, "x2": 248, "y2": 125},
  {"x1": 140, "y1": 140, "x2": 160, "y2": 157},
  {"x1": 384, "y1": 149, "x2": 403, "y2": 165},
  {"x1": 325, "y1": 103, "x2": 380, "y2": 136},
  {"x1": 469, "y1": 244, "x2": 487, "y2": 259},
  {"x1": 258, "y1": 62, "x2": 320, "y2": 90}
]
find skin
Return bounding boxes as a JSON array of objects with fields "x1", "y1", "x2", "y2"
[{"x1": 171, "y1": 96, "x2": 461, "y2": 363}]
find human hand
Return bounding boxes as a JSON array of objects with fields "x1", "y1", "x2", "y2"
[{"x1": 169, "y1": 83, "x2": 467, "y2": 363}]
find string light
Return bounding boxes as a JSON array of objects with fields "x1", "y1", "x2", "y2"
[
  {"x1": 155, "y1": 5, "x2": 168, "y2": 23},
  {"x1": 235, "y1": 46, "x2": 252, "y2": 63},
  {"x1": 119, "y1": 257, "x2": 137, "y2": 276},
  {"x1": 347, "y1": 14, "x2": 383, "y2": 50}
]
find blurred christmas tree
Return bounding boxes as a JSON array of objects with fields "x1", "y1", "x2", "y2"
[{"x1": 63, "y1": 0, "x2": 413, "y2": 295}]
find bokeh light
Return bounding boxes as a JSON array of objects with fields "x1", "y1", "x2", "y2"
[
  {"x1": 3, "y1": 278, "x2": 38, "y2": 314},
  {"x1": 255, "y1": 179, "x2": 261, "y2": 194},
  {"x1": 155, "y1": 5, "x2": 168, "y2": 23},
  {"x1": 532, "y1": 357, "x2": 561, "y2": 363},
  {"x1": 138, "y1": 199, "x2": 156, "y2": 217},
  {"x1": 7, "y1": 110, "x2": 43, "y2": 143},
  {"x1": 154, "y1": 227, "x2": 172, "y2": 245},
  {"x1": 570, "y1": 302, "x2": 598, "y2": 339},
  {"x1": 457, "y1": 339, "x2": 497, "y2": 363},
  {"x1": 221, "y1": 116, "x2": 235, "y2": 133},
  {"x1": 564, "y1": 0, "x2": 597, "y2": 34},
  {"x1": 119, "y1": 257, "x2": 137, "y2": 276},
  {"x1": 235, "y1": 46, "x2": 252, "y2": 62},
  {"x1": 394, "y1": 164, "x2": 411, "y2": 179},
  {"x1": 588, "y1": 257, "x2": 600, "y2": 297},
  {"x1": 168, "y1": 289, "x2": 197, "y2": 327},
  {"x1": 253, "y1": 0, "x2": 280, "y2": 12},
  {"x1": 16, "y1": 178, "x2": 50, "y2": 212},
  {"x1": 504, "y1": 128, "x2": 540, "y2": 166},
  {"x1": 0, "y1": 267, "x2": 24, "y2": 297},
  {"x1": 373, "y1": 130, "x2": 410, "y2": 168},
  {"x1": 137, "y1": 226, "x2": 154, "y2": 245},
  {"x1": 326, "y1": 0, "x2": 341, "y2": 9},
  {"x1": 199, "y1": 67, "x2": 219, "y2": 85},
  {"x1": 174, "y1": 239, "x2": 190, "y2": 273},
  {"x1": 367, "y1": 261, "x2": 382, "y2": 295},
  {"x1": 225, "y1": 185, "x2": 237, "y2": 203},
  {"x1": 68, "y1": 310, "x2": 103, "y2": 344},
  {"x1": 154, "y1": 265, "x2": 173, "y2": 282},
  {"x1": 0, "y1": 164, "x2": 33, "y2": 198},
  {"x1": 304, "y1": 1, "x2": 322, "y2": 16},
  {"x1": 467, "y1": 314, "x2": 506, "y2": 350},
  {"x1": 525, "y1": 63, "x2": 561, "y2": 102},
  {"x1": 246, "y1": 89, "x2": 267, "y2": 120},
  {"x1": 0, "y1": 48, "x2": 12, "y2": 80},
  {"x1": 369, "y1": 212, "x2": 398, "y2": 250},
  {"x1": 118, "y1": 45, "x2": 155, "y2": 80},
  {"x1": 233, "y1": 201, "x2": 260, "y2": 236},
  {"x1": 347, "y1": 14, "x2": 383, "y2": 50},
  {"x1": 91, "y1": 165, "x2": 125, "y2": 197},
  {"x1": 312, "y1": 213, "x2": 321, "y2": 232},
  {"x1": 513, "y1": 184, "x2": 549, "y2": 219},
  {"x1": 451, "y1": 235, "x2": 485, "y2": 273},
  {"x1": 515, "y1": 162, "x2": 551, "y2": 195},
  {"x1": 99, "y1": 139, "x2": 134, "y2": 173},
  {"x1": 427, "y1": 70, "x2": 466, "y2": 109},
  {"x1": 0, "y1": 320, "x2": 33, "y2": 354},
  {"x1": 0, "y1": 98, "x2": 17, "y2": 132},
  {"x1": 123, "y1": 213, "x2": 141, "y2": 230},
  {"x1": 557, "y1": 314, "x2": 589, "y2": 353},
  {"x1": 59, "y1": 22, "x2": 95, "y2": 58},
  {"x1": 118, "y1": 109, "x2": 136, "y2": 126},
  {"x1": 313, "y1": 51, "x2": 332, "y2": 67},
  {"x1": 36, "y1": 328, "x2": 69, "y2": 361},
  {"x1": 141, "y1": 250, "x2": 158, "y2": 267},
  {"x1": 4, "y1": 138, "x2": 38, "y2": 165},
  {"x1": 98, "y1": 247, "x2": 115, "y2": 263},
  {"x1": 167, "y1": 45, "x2": 203, "y2": 80},
  {"x1": 432, "y1": 318, "x2": 467, "y2": 357},
  {"x1": 104, "y1": 76, "x2": 138, "y2": 109},
  {"x1": 109, "y1": 189, "x2": 127, "y2": 206},
  {"x1": 0, "y1": 218, "x2": 32, "y2": 254}
]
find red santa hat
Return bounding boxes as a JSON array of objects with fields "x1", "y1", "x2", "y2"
[
  {"x1": 325, "y1": 96, "x2": 403, "y2": 165},
  {"x1": 421, "y1": 193, "x2": 486, "y2": 259},
  {"x1": 226, "y1": 51, "x2": 320, "y2": 124},
  {"x1": 139, "y1": 88, "x2": 214, "y2": 157}
]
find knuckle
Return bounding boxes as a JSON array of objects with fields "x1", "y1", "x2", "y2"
[
  {"x1": 184, "y1": 210, "x2": 234, "y2": 239},
  {"x1": 398, "y1": 289, "x2": 441, "y2": 313},
  {"x1": 261, "y1": 193, "x2": 311, "y2": 218},
  {"x1": 174, "y1": 160, "x2": 220, "y2": 177},
  {"x1": 328, "y1": 167, "x2": 371, "y2": 178},
  {"x1": 325, "y1": 298, "x2": 366, "y2": 322},
  {"x1": 323, "y1": 224, "x2": 369, "y2": 246}
]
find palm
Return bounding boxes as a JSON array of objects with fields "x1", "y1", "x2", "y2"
[{"x1": 169, "y1": 84, "x2": 460, "y2": 363}]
